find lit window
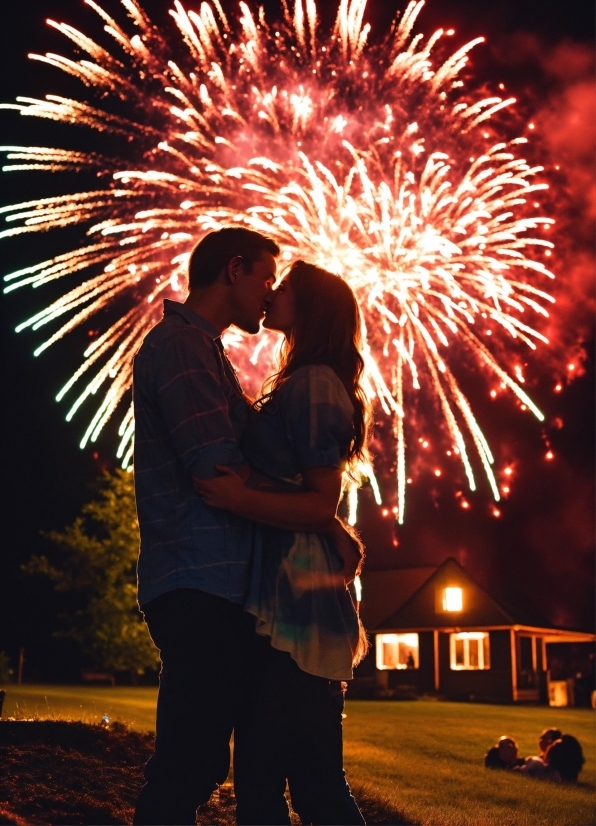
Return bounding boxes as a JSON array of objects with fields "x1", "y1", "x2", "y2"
[
  {"x1": 376, "y1": 633, "x2": 419, "y2": 670},
  {"x1": 449, "y1": 632, "x2": 490, "y2": 670},
  {"x1": 443, "y1": 587, "x2": 463, "y2": 611}
]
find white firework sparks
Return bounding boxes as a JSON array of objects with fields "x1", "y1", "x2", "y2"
[{"x1": 1, "y1": 0, "x2": 555, "y2": 521}]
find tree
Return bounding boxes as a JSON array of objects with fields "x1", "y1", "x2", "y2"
[{"x1": 24, "y1": 470, "x2": 159, "y2": 677}]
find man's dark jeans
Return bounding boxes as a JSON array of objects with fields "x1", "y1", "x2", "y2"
[
  {"x1": 133, "y1": 588, "x2": 256, "y2": 826},
  {"x1": 234, "y1": 645, "x2": 365, "y2": 826}
]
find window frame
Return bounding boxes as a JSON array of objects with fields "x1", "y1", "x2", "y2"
[
  {"x1": 449, "y1": 631, "x2": 491, "y2": 671},
  {"x1": 375, "y1": 633, "x2": 420, "y2": 671}
]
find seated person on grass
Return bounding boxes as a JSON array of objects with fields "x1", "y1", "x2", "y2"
[
  {"x1": 517, "y1": 727, "x2": 562, "y2": 778},
  {"x1": 516, "y1": 733, "x2": 584, "y2": 783},
  {"x1": 485, "y1": 736, "x2": 524, "y2": 770},
  {"x1": 546, "y1": 735, "x2": 584, "y2": 783}
]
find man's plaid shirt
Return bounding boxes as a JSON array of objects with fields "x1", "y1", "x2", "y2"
[{"x1": 133, "y1": 300, "x2": 253, "y2": 607}]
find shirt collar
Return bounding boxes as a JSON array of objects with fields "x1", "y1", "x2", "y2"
[{"x1": 163, "y1": 299, "x2": 221, "y2": 340}]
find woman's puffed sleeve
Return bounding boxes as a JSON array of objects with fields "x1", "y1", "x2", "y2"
[{"x1": 283, "y1": 365, "x2": 355, "y2": 471}]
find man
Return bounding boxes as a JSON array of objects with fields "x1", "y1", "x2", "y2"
[
  {"x1": 133, "y1": 227, "x2": 279, "y2": 825},
  {"x1": 484, "y1": 736, "x2": 524, "y2": 770}
]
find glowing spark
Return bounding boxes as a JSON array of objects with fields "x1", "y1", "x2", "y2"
[
  {"x1": 1, "y1": 0, "x2": 555, "y2": 521},
  {"x1": 353, "y1": 575, "x2": 362, "y2": 602}
]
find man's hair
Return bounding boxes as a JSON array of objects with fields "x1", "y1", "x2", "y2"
[{"x1": 188, "y1": 227, "x2": 280, "y2": 289}]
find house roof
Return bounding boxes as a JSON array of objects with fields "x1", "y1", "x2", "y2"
[
  {"x1": 359, "y1": 566, "x2": 436, "y2": 630},
  {"x1": 362, "y1": 557, "x2": 566, "y2": 632}
]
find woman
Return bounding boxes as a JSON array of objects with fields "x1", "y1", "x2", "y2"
[
  {"x1": 516, "y1": 728, "x2": 563, "y2": 778},
  {"x1": 543, "y1": 735, "x2": 585, "y2": 783},
  {"x1": 195, "y1": 261, "x2": 371, "y2": 825}
]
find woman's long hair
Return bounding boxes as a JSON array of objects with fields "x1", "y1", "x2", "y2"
[
  {"x1": 262, "y1": 260, "x2": 372, "y2": 477},
  {"x1": 547, "y1": 735, "x2": 585, "y2": 782}
]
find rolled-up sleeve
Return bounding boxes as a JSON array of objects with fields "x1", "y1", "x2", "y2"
[
  {"x1": 284, "y1": 366, "x2": 355, "y2": 471},
  {"x1": 155, "y1": 326, "x2": 244, "y2": 479}
]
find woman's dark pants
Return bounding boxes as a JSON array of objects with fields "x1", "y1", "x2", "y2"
[
  {"x1": 133, "y1": 588, "x2": 256, "y2": 826},
  {"x1": 234, "y1": 643, "x2": 365, "y2": 825}
]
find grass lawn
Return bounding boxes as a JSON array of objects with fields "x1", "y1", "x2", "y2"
[
  {"x1": 3, "y1": 684, "x2": 158, "y2": 732},
  {"x1": 342, "y1": 699, "x2": 595, "y2": 826},
  {"x1": 3, "y1": 685, "x2": 595, "y2": 825}
]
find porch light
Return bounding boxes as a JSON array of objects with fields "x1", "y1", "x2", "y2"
[{"x1": 443, "y1": 586, "x2": 463, "y2": 612}]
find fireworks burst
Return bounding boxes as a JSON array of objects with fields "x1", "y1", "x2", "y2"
[{"x1": 1, "y1": 0, "x2": 555, "y2": 522}]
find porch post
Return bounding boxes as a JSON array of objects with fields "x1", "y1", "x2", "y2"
[
  {"x1": 433, "y1": 630, "x2": 440, "y2": 692},
  {"x1": 510, "y1": 628, "x2": 518, "y2": 702}
]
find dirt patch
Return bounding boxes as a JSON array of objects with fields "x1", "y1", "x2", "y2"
[
  {"x1": 0, "y1": 720, "x2": 151, "y2": 825},
  {"x1": 0, "y1": 720, "x2": 412, "y2": 825}
]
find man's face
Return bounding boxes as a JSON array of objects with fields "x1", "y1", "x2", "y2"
[
  {"x1": 498, "y1": 739, "x2": 518, "y2": 765},
  {"x1": 231, "y1": 251, "x2": 277, "y2": 334}
]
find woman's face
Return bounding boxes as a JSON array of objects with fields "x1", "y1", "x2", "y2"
[
  {"x1": 539, "y1": 732, "x2": 554, "y2": 754},
  {"x1": 262, "y1": 276, "x2": 296, "y2": 337}
]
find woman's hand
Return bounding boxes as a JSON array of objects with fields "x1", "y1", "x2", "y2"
[
  {"x1": 193, "y1": 466, "x2": 249, "y2": 511},
  {"x1": 331, "y1": 518, "x2": 365, "y2": 585}
]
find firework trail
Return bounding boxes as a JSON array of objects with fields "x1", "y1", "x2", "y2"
[{"x1": 1, "y1": 0, "x2": 555, "y2": 522}]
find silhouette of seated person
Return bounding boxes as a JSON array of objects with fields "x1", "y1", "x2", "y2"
[
  {"x1": 517, "y1": 727, "x2": 562, "y2": 778},
  {"x1": 517, "y1": 733, "x2": 584, "y2": 783},
  {"x1": 406, "y1": 651, "x2": 415, "y2": 669},
  {"x1": 485, "y1": 736, "x2": 524, "y2": 769},
  {"x1": 545, "y1": 735, "x2": 585, "y2": 783}
]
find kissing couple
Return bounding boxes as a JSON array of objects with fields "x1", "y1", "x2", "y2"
[{"x1": 133, "y1": 227, "x2": 371, "y2": 825}]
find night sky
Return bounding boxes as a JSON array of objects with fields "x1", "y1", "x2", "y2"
[{"x1": 0, "y1": 0, "x2": 593, "y2": 677}]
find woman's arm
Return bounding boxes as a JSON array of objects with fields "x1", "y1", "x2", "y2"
[
  {"x1": 193, "y1": 465, "x2": 364, "y2": 581},
  {"x1": 193, "y1": 465, "x2": 341, "y2": 532}
]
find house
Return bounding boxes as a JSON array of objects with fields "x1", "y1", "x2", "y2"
[{"x1": 355, "y1": 558, "x2": 595, "y2": 705}]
